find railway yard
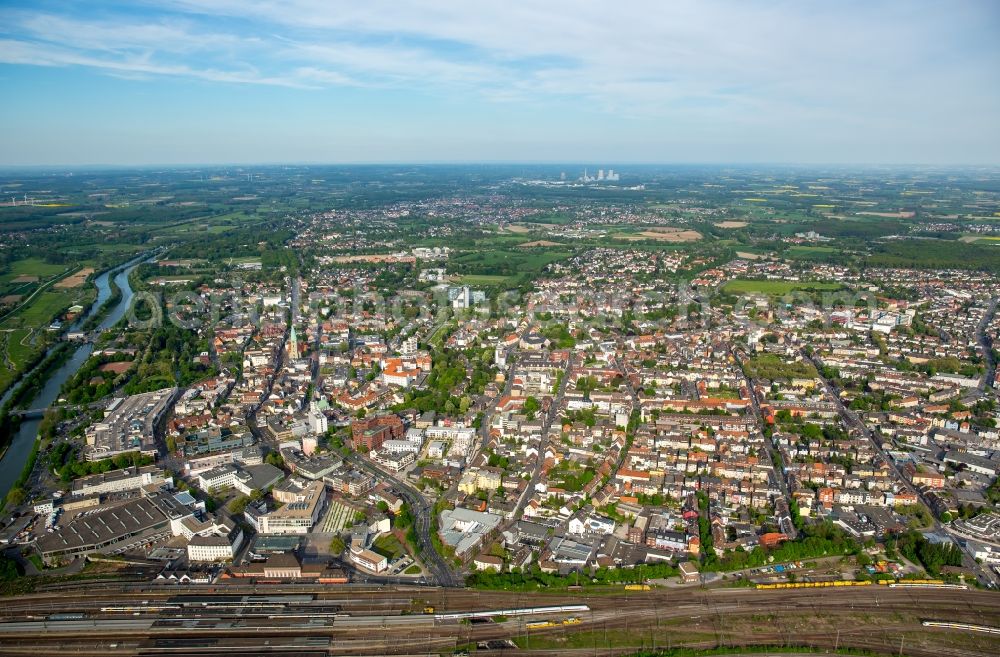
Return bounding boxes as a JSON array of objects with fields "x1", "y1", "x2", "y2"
[{"x1": 0, "y1": 584, "x2": 996, "y2": 657}]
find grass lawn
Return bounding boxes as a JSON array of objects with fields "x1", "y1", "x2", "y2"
[
  {"x1": 27, "y1": 553, "x2": 44, "y2": 571},
  {"x1": 404, "y1": 564, "x2": 422, "y2": 575},
  {"x1": 428, "y1": 321, "x2": 455, "y2": 349},
  {"x1": 722, "y1": 279, "x2": 842, "y2": 295},
  {"x1": 6, "y1": 329, "x2": 35, "y2": 368},
  {"x1": 745, "y1": 353, "x2": 818, "y2": 380},
  {"x1": 457, "y1": 274, "x2": 514, "y2": 286},
  {"x1": 372, "y1": 534, "x2": 405, "y2": 560}
]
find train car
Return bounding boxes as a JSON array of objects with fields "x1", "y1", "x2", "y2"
[
  {"x1": 922, "y1": 621, "x2": 1000, "y2": 635},
  {"x1": 434, "y1": 604, "x2": 589, "y2": 621},
  {"x1": 624, "y1": 584, "x2": 651, "y2": 591},
  {"x1": 526, "y1": 620, "x2": 558, "y2": 630},
  {"x1": 756, "y1": 580, "x2": 872, "y2": 590}
]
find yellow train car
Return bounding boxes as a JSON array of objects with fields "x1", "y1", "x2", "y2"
[
  {"x1": 756, "y1": 580, "x2": 872, "y2": 590},
  {"x1": 526, "y1": 620, "x2": 558, "y2": 630},
  {"x1": 624, "y1": 584, "x2": 651, "y2": 591}
]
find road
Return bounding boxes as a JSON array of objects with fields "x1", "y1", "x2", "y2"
[
  {"x1": 974, "y1": 297, "x2": 998, "y2": 393},
  {"x1": 610, "y1": 355, "x2": 640, "y2": 477},
  {"x1": 346, "y1": 452, "x2": 461, "y2": 587},
  {"x1": 806, "y1": 350, "x2": 998, "y2": 588},
  {"x1": 732, "y1": 347, "x2": 797, "y2": 539},
  {"x1": 474, "y1": 352, "x2": 516, "y2": 460},
  {"x1": 246, "y1": 275, "x2": 297, "y2": 442},
  {"x1": 512, "y1": 352, "x2": 574, "y2": 521}
]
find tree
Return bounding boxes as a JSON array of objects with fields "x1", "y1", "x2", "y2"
[
  {"x1": 5, "y1": 487, "x2": 26, "y2": 508},
  {"x1": 265, "y1": 451, "x2": 285, "y2": 469},
  {"x1": 228, "y1": 495, "x2": 251, "y2": 515},
  {"x1": 523, "y1": 396, "x2": 540, "y2": 420}
]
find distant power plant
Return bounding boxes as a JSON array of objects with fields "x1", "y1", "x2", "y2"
[{"x1": 579, "y1": 167, "x2": 620, "y2": 182}]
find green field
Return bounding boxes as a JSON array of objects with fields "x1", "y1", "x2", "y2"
[
  {"x1": 722, "y1": 279, "x2": 843, "y2": 294},
  {"x1": 457, "y1": 274, "x2": 514, "y2": 286},
  {"x1": 0, "y1": 258, "x2": 67, "y2": 283},
  {"x1": 786, "y1": 245, "x2": 837, "y2": 256},
  {"x1": 0, "y1": 328, "x2": 41, "y2": 394},
  {"x1": 0, "y1": 291, "x2": 73, "y2": 328},
  {"x1": 5, "y1": 329, "x2": 35, "y2": 367}
]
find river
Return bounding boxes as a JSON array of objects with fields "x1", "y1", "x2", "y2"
[{"x1": 0, "y1": 256, "x2": 144, "y2": 500}]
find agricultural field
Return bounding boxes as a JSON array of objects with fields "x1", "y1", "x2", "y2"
[
  {"x1": 959, "y1": 235, "x2": 1000, "y2": 244},
  {"x1": 54, "y1": 267, "x2": 95, "y2": 289},
  {"x1": 0, "y1": 258, "x2": 67, "y2": 284},
  {"x1": 0, "y1": 281, "x2": 95, "y2": 331},
  {"x1": 785, "y1": 245, "x2": 840, "y2": 260},
  {"x1": 449, "y1": 248, "x2": 572, "y2": 286},
  {"x1": 610, "y1": 227, "x2": 703, "y2": 242},
  {"x1": 722, "y1": 279, "x2": 843, "y2": 295}
]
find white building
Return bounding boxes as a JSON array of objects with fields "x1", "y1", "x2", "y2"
[
  {"x1": 308, "y1": 409, "x2": 328, "y2": 435},
  {"x1": 187, "y1": 525, "x2": 244, "y2": 562},
  {"x1": 72, "y1": 465, "x2": 168, "y2": 498}
]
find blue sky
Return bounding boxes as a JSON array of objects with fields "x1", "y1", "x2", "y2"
[{"x1": 1, "y1": 1, "x2": 998, "y2": 165}]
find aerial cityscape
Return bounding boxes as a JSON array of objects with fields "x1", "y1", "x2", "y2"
[{"x1": 0, "y1": 2, "x2": 999, "y2": 657}]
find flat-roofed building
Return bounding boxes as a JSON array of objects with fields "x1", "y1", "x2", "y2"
[
  {"x1": 72, "y1": 465, "x2": 167, "y2": 497},
  {"x1": 85, "y1": 388, "x2": 176, "y2": 461},
  {"x1": 350, "y1": 547, "x2": 388, "y2": 573},
  {"x1": 187, "y1": 521, "x2": 243, "y2": 562},
  {"x1": 257, "y1": 481, "x2": 326, "y2": 534},
  {"x1": 37, "y1": 495, "x2": 172, "y2": 563}
]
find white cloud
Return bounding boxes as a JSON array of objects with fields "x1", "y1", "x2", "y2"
[{"x1": 1, "y1": 0, "x2": 998, "y2": 161}]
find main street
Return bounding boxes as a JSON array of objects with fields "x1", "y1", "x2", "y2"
[
  {"x1": 974, "y1": 297, "x2": 998, "y2": 394},
  {"x1": 512, "y1": 352, "x2": 574, "y2": 521},
  {"x1": 732, "y1": 346, "x2": 798, "y2": 539}
]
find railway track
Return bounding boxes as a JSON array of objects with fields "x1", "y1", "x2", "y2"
[{"x1": 0, "y1": 586, "x2": 996, "y2": 656}]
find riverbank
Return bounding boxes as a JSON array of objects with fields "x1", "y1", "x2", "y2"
[{"x1": 0, "y1": 253, "x2": 148, "y2": 503}]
